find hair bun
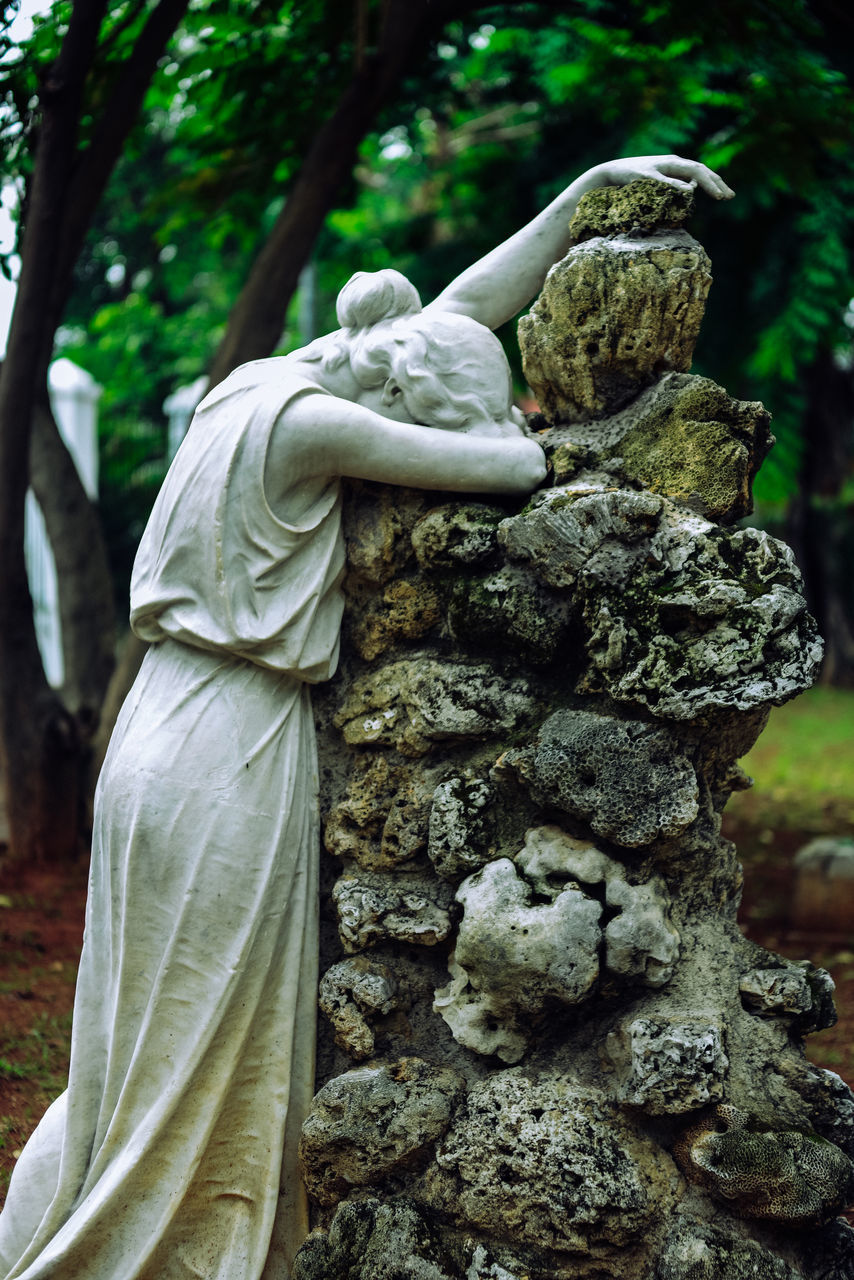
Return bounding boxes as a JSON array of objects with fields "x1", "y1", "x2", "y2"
[{"x1": 336, "y1": 269, "x2": 422, "y2": 330}]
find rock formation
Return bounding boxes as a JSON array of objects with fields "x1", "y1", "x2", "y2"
[{"x1": 292, "y1": 179, "x2": 854, "y2": 1279}]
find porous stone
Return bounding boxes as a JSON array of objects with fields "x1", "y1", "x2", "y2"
[
  {"x1": 334, "y1": 658, "x2": 539, "y2": 755},
  {"x1": 446, "y1": 858, "x2": 601, "y2": 1008},
  {"x1": 411, "y1": 503, "x2": 504, "y2": 571},
  {"x1": 447, "y1": 565, "x2": 576, "y2": 666},
  {"x1": 655, "y1": 1218, "x2": 804, "y2": 1280},
  {"x1": 324, "y1": 756, "x2": 434, "y2": 871},
  {"x1": 298, "y1": 1059, "x2": 466, "y2": 1207},
  {"x1": 351, "y1": 578, "x2": 442, "y2": 661},
  {"x1": 292, "y1": 1197, "x2": 457, "y2": 1280},
  {"x1": 606, "y1": 1016, "x2": 728, "y2": 1114},
  {"x1": 503, "y1": 709, "x2": 699, "y2": 846},
  {"x1": 518, "y1": 229, "x2": 712, "y2": 423},
  {"x1": 512, "y1": 825, "x2": 680, "y2": 983},
  {"x1": 433, "y1": 858, "x2": 601, "y2": 1060},
  {"x1": 433, "y1": 957, "x2": 530, "y2": 1065},
  {"x1": 546, "y1": 372, "x2": 772, "y2": 523},
  {"x1": 499, "y1": 485, "x2": 664, "y2": 592},
  {"x1": 569, "y1": 176, "x2": 696, "y2": 243},
  {"x1": 427, "y1": 776, "x2": 499, "y2": 882},
  {"x1": 604, "y1": 877, "x2": 681, "y2": 986},
  {"x1": 332, "y1": 872, "x2": 456, "y2": 953},
  {"x1": 777, "y1": 1058, "x2": 854, "y2": 1158},
  {"x1": 674, "y1": 1103, "x2": 854, "y2": 1225},
  {"x1": 740, "y1": 961, "x2": 837, "y2": 1032},
  {"x1": 425, "y1": 1073, "x2": 679, "y2": 1253},
  {"x1": 318, "y1": 958, "x2": 408, "y2": 1061},
  {"x1": 344, "y1": 483, "x2": 430, "y2": 588},
  {"x1": 502, "y1": 483, "x2": 823, "y2": 719}
]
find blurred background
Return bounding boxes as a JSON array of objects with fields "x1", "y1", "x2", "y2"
[{"x1": 0, "y1": 0, "x2": 853, "y2": 1194}]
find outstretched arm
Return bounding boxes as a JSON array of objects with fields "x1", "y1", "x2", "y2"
[
  {"x1": 271, "y1": 395, "x2": 547, "y2": 496},
  {"x1": 429, "y1": 155, "x2": 734, "y2": 331}
]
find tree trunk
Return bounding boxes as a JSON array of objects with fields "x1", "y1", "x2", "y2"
[
  {"x1": 30, "y1": 397, "x2": 117, "y2": 721},
  {"x1": 785, "y1": 351, "x2": 854, "y2": 686},
  {"x1": 0, "y1": 0, "x2": 189, "y2": 862},
  {"x1": 207, "y1": 0, "x2": 471, "y2": 387}
]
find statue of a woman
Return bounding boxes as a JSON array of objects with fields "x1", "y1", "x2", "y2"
[{"x1": 0, "y1": 156, "x2": 731, "y2": 1280}]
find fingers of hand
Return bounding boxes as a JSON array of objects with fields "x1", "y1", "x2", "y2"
[{"x1": 656, "y1": 156, "x2": 735, "y2": 200}]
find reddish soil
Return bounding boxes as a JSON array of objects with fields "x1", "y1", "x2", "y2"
[
  {"x1": 0, "y1": 859, "x2": 88, "y2": 1203},
  {"x1": 0, "y1": 829, "x2": 851, "y2": 1210}
]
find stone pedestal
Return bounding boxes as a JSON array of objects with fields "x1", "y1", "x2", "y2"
[{"x1": 293, "y1": 181, "x2": 854, "y2": 1280}]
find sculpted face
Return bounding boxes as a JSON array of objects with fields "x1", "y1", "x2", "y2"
[{"x1": 356, "y1": 314, "x2": 526, "y2": 437}]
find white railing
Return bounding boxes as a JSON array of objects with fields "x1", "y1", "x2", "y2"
[{"x1": 24, "y1": 359, "x2": 102, "y2": 687}]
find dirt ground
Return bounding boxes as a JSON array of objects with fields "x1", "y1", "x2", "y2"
[{"x1": 1, "y1": 828, "x2": 852, "y2": 1209}]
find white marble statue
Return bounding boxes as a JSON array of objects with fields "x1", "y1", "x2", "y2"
[{"x1": 0, "y1": 156, "x2": 731, "y2": 1280}]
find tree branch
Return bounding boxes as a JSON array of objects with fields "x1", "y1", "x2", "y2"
[{"x1": 207, "y1": 0, "x2": 473, "y2": 386}]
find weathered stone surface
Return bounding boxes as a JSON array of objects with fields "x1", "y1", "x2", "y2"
[
  {"x1": 569, "y1": 176, "x2": 695, "y2": 243},
  {"x1": 411, "y1": 503, "x2": 504, "y2": 571},
  {"x1": 607, "y1": 1016, "x2": 728, "y2": 1114},
  {"x1": 740, "y1": 961, "x2": 837, "y2": 1032},
  {"x1": 674, "y1": 1103, "x2": 854, "y2": 1225},
  {"x1": 433, "y1": 957, "x2": 529, "y2": 1064},
  {"x1": 425, "y1": 1074, "x2": 679, "y2": 1252},
  {"x1": 324, "y1": 756, "x2": 434, "y2": 871},
  {"x1": 777, "y1": 1058, "x2": 854, "y2": 1159},
  {"x1": 333, "y1": 872, "x2": 456, "y2": 953},
  {"x1": 655, "y1": 1218, "x2": 804, "y2": 1280},
  {"x1": 499, "y1": 485, "x2": 663, "y2": 591},
  {"x1": 319, "y1": 958, "x2": 408, "y2": 1061},
  {"x1": 546, "y1": 372, "x2": 772, "y2": 522},
  {"x1": 334, "y1": 658, "x2": 539, "y2": 755},
  {"x1": 343, "y1": 483, "x2": 429, "y2": 588},
  {"x1": 447, "y1": 565, "x2": 575, "y2": 666},
  {"x1": 604, "y1": 877, "x2": 681, "y2": 986},
  {"x1": 518, "y1": 229, "x2": 712, "y2": 423},
  {"x1": 501, "y1": 483, "x2": 823, "y2": 719},
  {"x1": 351, "y1": 578, "x2": 442, "y2": 661},
  {"x1": 292, "y1": 1197, "x2": 457, "y2": 1280},
  {"x1": 427, "y1": 776, "x2": 498, "y2": 881},
  {"x1": 513, "y1": 825, "x2": 680, "y2": 984},
  {"x1": 503, "y1": 710, "x2": 698, "y2": 846},
  {"x1": 299, "y1": 1059, "x2": 466, "y2": 1207},
  {"x1": 435, "y1": 860, "x2": 601, "y2": 1059}
]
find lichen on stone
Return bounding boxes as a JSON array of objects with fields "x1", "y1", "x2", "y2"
[
  {"x1": 518, "y1": 229, "x2": 712, "y2": 423},
  {"x1": 569, "y1": 176, "x2": 696, "y2": 243}
]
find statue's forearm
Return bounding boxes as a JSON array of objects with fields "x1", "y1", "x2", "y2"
[
  {"x1": 429, "y1": 167, "x2": 609, "y2": 331},
  {"x1": 429, "y1": 155, "x2": 733, "y2": 332}
]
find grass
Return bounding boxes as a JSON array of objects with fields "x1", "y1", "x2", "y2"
[{"x1": 727, "y1": 686, "x2": 854, "y2": 831}]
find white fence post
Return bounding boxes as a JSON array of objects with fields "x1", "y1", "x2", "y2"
[{"x1": 24, "y1": 359, "x2": 103, "y2": 687}]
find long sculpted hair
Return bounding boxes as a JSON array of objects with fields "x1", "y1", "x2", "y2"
[{"x1": 304, "y1": 269, "x2": 515, "y2": 431}]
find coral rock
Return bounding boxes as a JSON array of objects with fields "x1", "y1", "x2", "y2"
[
  {"x1": 425, "y1": 1073, "x2": 679, "y2": 1253},
  {"x1": 674, "y1": 1103, "x2": 854, "y2": 1225},
  {"x1": 607, "y1": 1016, "x2": 729, "y2": 1114},
  {"x1": 332, "y1": 872, "x2": 456, "y2": 953},
  {"x1": 518, "y1": 230, "x2": 712, "y2": 423},
  {"x1": 299, "y1": 1060, "x2": 466, "y2": 1207}
]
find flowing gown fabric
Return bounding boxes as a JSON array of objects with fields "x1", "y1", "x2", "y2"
[{"x1": 0, "y1": 363, "x2": 345, "y2": 1280}]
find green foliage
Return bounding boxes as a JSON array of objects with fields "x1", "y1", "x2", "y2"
[
  {"x1": 7, "y1": 0, "x2": 854, "y2": 600},
  {"x1": 728, "y1": 686, "x2": 854, "y2": 830}
]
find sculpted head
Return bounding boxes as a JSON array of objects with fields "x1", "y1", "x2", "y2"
[{"x1": 311, "y1": 269, "x2": 525, "y2": 436}]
